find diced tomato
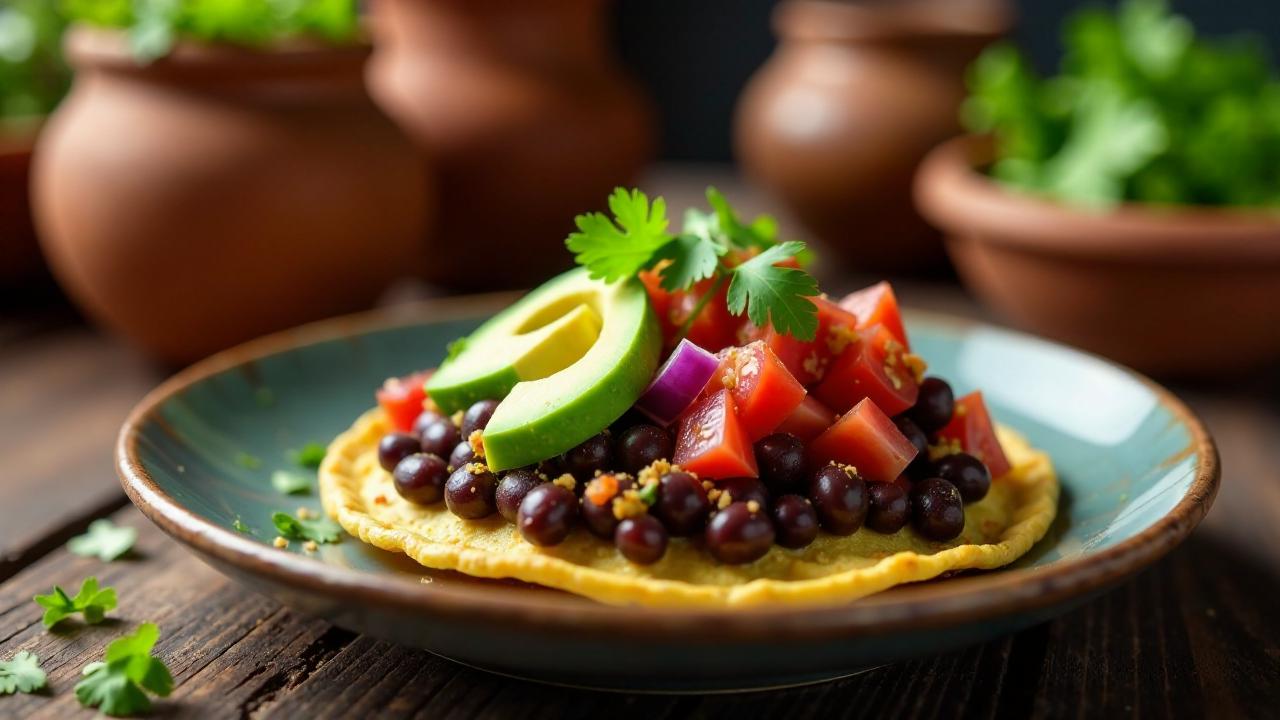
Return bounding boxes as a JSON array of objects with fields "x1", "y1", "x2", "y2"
[
  {"x1": 639, "y1": 268, "x2": 675, "y2": 338},
  {"x1": 757, "y1": 296, "x2": 860, "y2": 386},
  {"x1": 775, "y1": 395, "x2": 835, "y2": 442},
  {"x1": 840, "y1": 281, "x2": 909, "y2": 349},
  {"x1": 667, "y1": 279, "x2": 737, "y2": 352},
  {"x1": 674, "y1": 389, "x2": 759, "y2": 479},
  {"x1": 814, "y1": 324, "x2": 919, "y2": 416},
  {"x1": 376, "y1": 370, "x2": 433, "y2": 432},
  {"x1": 807, "y1": 399, "x2": 918, "y2": 483},
  {"x1": 706, "y1": 341, "x2": 806, "y2": 441},
  {"x1": 935, "y1": 391, "x2": 1012, "y2": 478}
]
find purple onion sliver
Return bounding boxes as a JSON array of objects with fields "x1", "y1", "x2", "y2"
[{"x1": 635, "y1": 339, "x2": 721, "y2": 425}]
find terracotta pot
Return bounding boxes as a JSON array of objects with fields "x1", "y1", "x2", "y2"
[
  {"x1": 916, "y1": 135, "x2": 1280, "y2": 376},
  {"x1": 735, "y1": 0, "x2": 1008, "y2": 274},
  {"x1": 367, "y1": 0, "x2": 655, "y2": 290},
  {"x1": 0, "y1": 118, "x2": 47, "y2": 292},
  {"x1": 34, "y1": 28, "x2": 429, "y2": 365}
]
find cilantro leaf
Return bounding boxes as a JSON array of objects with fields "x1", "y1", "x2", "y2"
[
  {"x1": 653, "y1": 231, "x2": 722, "y2": 292},
  {"x1": 289, "y1": 443, "x2": 327, "y2": 469},
  {"x1": 34, "y1": 577, "x2": 118, "y2": 629},
  {"x1": 726, "y1": 242, "x2": 820, "y2": 341},
  {"x1": 271, "y1": 512, "x2": 342, "y2": 544},
  {"x1": 0, "y1": 651, "x2": 46, "y2": 695},
  {"x1": 235, "y1": 452, "x2": 262, "y2": 470},
  {"x1": 566, "y1": 188, "x2": 673, "y2": 282},
  {"x1": 706, "y1": 187, "x2": 778, "y2": 250},
  {"x1": 271, "y1": 470, "x2": 313, "y2": 496},
  {"x1": 76, "y1": 623, "x2": 173, "y2": 717},
  {"x1": 232, "y1": 516, "x2": 253, "y2": 534},
  {"x1": 68, "y1": 519, "x2": 137, "y2": 562}
]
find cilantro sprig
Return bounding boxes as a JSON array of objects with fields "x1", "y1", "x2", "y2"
[
  {"x1": 75, "y1": 623, "x2": 174, "y2": 717},
  {"x1": 271, "y1": 512, "x2": 342, "y2": 544},
  {"x1": 0, "y1": 651, "x2": 47, "y2": 695},
  {"x1": 34, "y1": 577, "x2": 118, "y2": 629},
  {"x1": 566, "y1": 187, "x2": 819, "y2": 341},
  {"x1": 68, "y1": 520, "x2": 137, "y2": 562}
]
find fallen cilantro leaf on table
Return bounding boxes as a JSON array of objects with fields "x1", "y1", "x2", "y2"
[
  {"x1": 0, "y1": 651, "x2": 46, "y2": 695},
  {"x1": 76, "y1": 623, "x2": 173, "y2": 717},
  {"x1": 271, "y1": 512, "x2": 342, "y2": 544},
  {"x1": 68, "y1": 519, "x2": 137, "y2": 561},
  {"x1": 289, "y1": 443, "x2": 327, "y2": 469},
  {"x1": 34, "y1": 577, "x2": 117, "y2": 629},
  {"x1": 235, "y1": 452, "x2": 262, "y2": 470},
  {"x1": 271, "y1": 470, "x2": 313, "y2": 496}
]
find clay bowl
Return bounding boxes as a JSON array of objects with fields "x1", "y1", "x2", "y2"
[
  {"x1": 116, "y1": 293, "x2": 1218, "y2": 691},
  {"x1": 915, "y1": 135, "x2": 1280, "y2": 377}
]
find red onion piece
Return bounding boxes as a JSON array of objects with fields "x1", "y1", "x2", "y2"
[{"x1": 635, "y1": 339, "x2": 721, "y2": 425}]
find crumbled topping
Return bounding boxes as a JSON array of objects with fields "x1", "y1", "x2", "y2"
[
  {"x1": 466, "y1": 462, "x2": 489, "y2": 474},
  {"x1": 552, "y1": 474, "x2": 577, "y2": 491},
  {"x1": 450, "y1": 410, "x2": 464, "y2": 428},
  {"x1": 706, "y1": 487, "x2": 723, "y2": 504},
  {"x1": 802, "y1": 352, "x2": 824, "y2": 380},
  {"x1": 273, "y1": 537, "x2": 289, "y2": 549},
  {"x1": 585, "y1": 474, "x2": 621, "y2": 507},
  {"x1": 928, "y1": 439, "x2": 963, "y2": 461},
  {"x1": 826, "y1": 325, "x2": 859, "y2": 356},
  {"x1": 746, "y1": 500, "x2": 761, "y2": 514},
  {"x1": 636, "y1": 459, "x2": 676, "y2": 488},
  {"x1": 717, "y1": 490, "x2": 733, "y2": 510},
  {"x1": 720, "y1": 368, "x2": 738, "y2": 390},
  {"x1": 611, "y1": 489, "x2": 649, "y2": 520},
  {"x1": 884, "y1": 364, "x2": 904, "y2": 390},
  {"x1": 903, "y1": 353, "x2": 928, "y2": 384},
  {"x1": 303, "y1": 541, "x2": 319, "y2": 554},
  {"x1": 468, "y1": 430, "x2": 486, "y2": 458}
]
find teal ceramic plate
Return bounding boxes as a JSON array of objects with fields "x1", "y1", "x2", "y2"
[{"x1": 117, "y1": 296, "x2": 1219, "y2": 692}]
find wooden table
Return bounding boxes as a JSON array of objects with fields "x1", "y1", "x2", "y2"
[{"x1": 2, "y1": 171, "x2": 1278, "y2": 718}]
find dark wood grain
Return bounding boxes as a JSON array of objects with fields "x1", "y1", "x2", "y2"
[{"x1": 1, "y1": 171, "x2": 1278, "y2": 718}]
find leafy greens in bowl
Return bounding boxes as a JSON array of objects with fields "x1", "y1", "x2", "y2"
[{"x1": 962, "y1": 0, "x2": 1280, "y2": 209}]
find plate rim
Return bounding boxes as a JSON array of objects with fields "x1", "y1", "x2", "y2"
[{"x1": 115, "y1": 293, "x2": 1220, "y2": 643}]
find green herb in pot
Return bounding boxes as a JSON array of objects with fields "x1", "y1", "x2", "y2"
[
  {"x1": 963, "y1": 0, "x2": 1280, "y2": 209},
  {"x1": 59, "y1": 0, "x2": 361, "y2": 61},
  {"x1": 0, "y1": 0, "x2": 69, "y2": 118}
]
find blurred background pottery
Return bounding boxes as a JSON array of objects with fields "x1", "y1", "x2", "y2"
[
  {"x1": 367, "y1": 0, "x2": 655, "y2": 290},
  {"x1": 735, "y1": 0, "x2": 1008, "y2": 275},
  {"x1": 33, "y1": 28, "x2": 429, "y2": 365},
  {"x1": 0, "y1": 118, "x2": 48, "y2": 295},
  {"x1": 916, "y1": 135, "x2": 1280, "y2": 377}
]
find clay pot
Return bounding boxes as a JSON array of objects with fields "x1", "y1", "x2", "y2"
[
  {"x1": 916, "y1": 135, "x2": 1280, "y2": 376},
  {"x1": 0, "y1": 118, "x2": 47, "y2": 293},
  {"x1": 366, "y1": 0, "x2": 655, "y2": 290},
  {"x1": 735, "y1": 0, "x2": 1008, "y2": 274},
  {"x1": 34, "y1": 28, "x2": 429, "y2": 365}
]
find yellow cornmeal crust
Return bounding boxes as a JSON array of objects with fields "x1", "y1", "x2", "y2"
[{"x1": 319, "y1": 408, "x2": 1059, "y2": 608}]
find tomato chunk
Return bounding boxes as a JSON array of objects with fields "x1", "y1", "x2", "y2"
[
  {"x1": 840, "y1": 281, "x2": 909, "y2": 349},
  {"x1": 775, "y1": 395, "x2": 835, "y2": 442},
  {"x1": 376, "y1": 370, "x2": 433, "y2": 432},
  {"x1": 814, "y1": 324, "x2": 919, "y2": 416},
  {"x1": 667, "y1": 279, "x2": 737, "y2": 353},
  {"x1": 934, "y1": 391, "x2": 1012, "y2": 478},
  {"x1": 807, "y1": 399, "x2": 918, "y2": 483},
  {"x1": 639, "y1": 268, "x2": 675, "y2": 339},
  {"x1": 674, "y1": 389, "x2": 758, "y2": 479},
  {"x1": 707, "y1": 341, "x2": 807, "y2": 441},
  {"x1": 757, "y1": 296, "x2": 859, "y2": 385}
]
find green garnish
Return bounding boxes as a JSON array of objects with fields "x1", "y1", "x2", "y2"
[
  {"x1": 232, "y1": 516, "x2": 252, "y2": 534},
  {"x1": 0, "y1": 651, "x2": 46, "y2": 696},
  {"x1": 34, "y1": 577, "x2": 117, "y2": 629},
  {"x1": 637, "y1": 482, "x2": 659, "y2": 506},
  {"x1": 68, "y1": 520, "x2": 137, "y2": 562},
  {"x1": 566, "y1": 187, "x2": 819, "y2": 341},
  {"x1": 289, "y1": 443, "x2": 327, "y2": 469},
  {"x1": 271, "y1": 470, "x2": 313, "y2": 496},
  {"x1": 964, "y1": 0, "x2": 1280, "y2": 208},
  {"x1": 235, "y1": 452, "x2": 262, "y2": 470},
  {"x1": 75, "y1": 623, "x2": 174, "y2": 717},
  {"x1": 271, "y1": 512, "x2": 342, "y2": 544}
]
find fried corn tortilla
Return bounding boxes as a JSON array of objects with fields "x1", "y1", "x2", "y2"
[{"x1": 319, "y1": 408, "x2": 1059, "y2": 608}]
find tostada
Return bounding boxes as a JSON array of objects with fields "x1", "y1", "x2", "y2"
[{"x1": 319, "y1": 188, "x2": 1058, "y2": 608}]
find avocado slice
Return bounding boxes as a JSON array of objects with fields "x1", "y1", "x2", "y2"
[{"x1": 427, "y1": 269, "x2": 662, "y2": 471}]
